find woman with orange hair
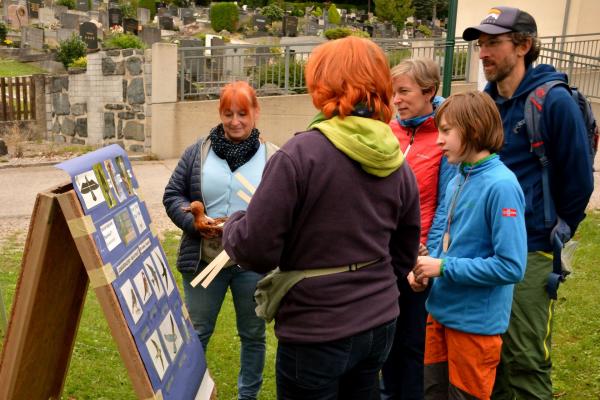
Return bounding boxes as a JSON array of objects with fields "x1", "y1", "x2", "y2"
[
  {"x1": 163, "y1": 81, "x2": 278, "y2": 400},
  {"x1": 223, "y1": 37, "x2": 421, "y2": 398}
]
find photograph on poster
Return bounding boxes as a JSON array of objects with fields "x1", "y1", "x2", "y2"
[
  {"x1": 180, "y1": 315, "x2": 192, "y2": 343},
  {"x1": 74, "y1": 170, "x2": 104, "y2": 210},
  {"x1": 120, "y1": 279, "x2": 143, "y2": 323},
  {"x1": 159, "y1": 312, "x2": 183, "y2": 361},
  {"x1": 133, "y1": 269, "x2": 153, "y2": 304},
  {"x1": 104, "y1": 159, "x2": 127, "y2": 202},
  {"x1": 143, "y1": 256, "x2": 164, "y2": 299},
  {"x1": 100, "y1": 218, "x2": 122, "y2": 252},
  {"x1": 129, "y1": 201, "x2": 147, "y2": 234},
  {"x1": 92, "y1": 163, "x2": 117, "y2": 208},
  {"x1": 151, "y1": 246, "x2": 174, "y2": 295},
  {"x1": 114, "y1": 208, "x2": 137, "y2": 246},
  {"x1": 115, "y1": 155, "x2": 135, "y2": 196},
  {"x1": 146, "y1": 330, "x2": 169, "y2": 380}
]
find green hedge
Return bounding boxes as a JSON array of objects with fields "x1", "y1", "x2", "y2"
[
  {"x1": 103, "y1": 32, "x2": 145, "y2": 49},
  {"x1": 324, "y1": 26, "x2": 369, "y2": 40},
  {"x1": 0, "y1": 22, "x2": 7, "y2": 43},
  {"x1": 210, "y1": 2, "x2": 239, "y2": 33},
  {"x1": 56, "y1": 34, "x2": 87, "y2": 68}
]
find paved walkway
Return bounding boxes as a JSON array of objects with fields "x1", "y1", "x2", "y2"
[{"x1": 0, "y1": 155, "x2": 599, "y2": 247}]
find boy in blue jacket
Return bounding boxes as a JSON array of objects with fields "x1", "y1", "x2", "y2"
[{"x1": 409, "y1": 91, "x2": 527, "y2": 399}]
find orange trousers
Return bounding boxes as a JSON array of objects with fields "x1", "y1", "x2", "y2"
[{"x1": 424, "y1": 315, "x2": 502, "y2": 399}]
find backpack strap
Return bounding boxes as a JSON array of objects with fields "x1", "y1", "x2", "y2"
[{"x1": 524, "y1": 80, "x2": 568, "y2": 229}]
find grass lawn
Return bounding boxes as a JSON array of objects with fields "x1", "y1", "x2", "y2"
[
  {"x1": 0, "y1": 58, "x2": 46, "y2": 77},
  {"x1": 1, "y1": 213, "x2": 599, "y2": 399}
]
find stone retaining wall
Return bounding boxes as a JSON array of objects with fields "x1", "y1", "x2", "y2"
[{"x1": 46, "y1": 48, "x2": 151, "y2": 152}]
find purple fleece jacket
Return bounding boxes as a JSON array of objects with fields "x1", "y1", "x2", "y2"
[{"x1": 223, "y1": 129, "x2": 421, "y2": 343}]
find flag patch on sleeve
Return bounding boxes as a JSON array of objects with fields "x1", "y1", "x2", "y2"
[{"x1": 502, "y1": 208, "x2": 517, "y2": 217}]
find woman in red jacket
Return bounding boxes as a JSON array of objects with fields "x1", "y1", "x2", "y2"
[{"x1": 380, "y1": 58, "x2": 456, "y2": 400}]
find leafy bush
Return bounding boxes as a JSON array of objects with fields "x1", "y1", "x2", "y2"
[
  {"x1": 119, "y1": 2, "x2": 136, "y2": 19},
  {"x1": 56, "y1": 34, "x2": 86, "y2": 68},
  {"x1": 327, "y1": 4, "x2": 341, "y2": 25},
  {"x1": 387, "y1": 48, "x2": 411, "y2": 67},
  {"x1": 416, "y1": 24, "x2": 432, "y2": 37},
  {"x1": 311, "y1": 6, "x2": 322, "y2": 17},
  {"x1": 56, "y1": 0, "x2": 75, "y2": 9},
  {"x1": 324, "y1": 26, "x2": 369, "y2": 40},
  {"x1": 103, "y1": 32, "x2": 145, "y2": 49},
  {"x1": 69, "y1": 56, "x2": 87, "y2": 68},
  {"x1": 139, "y1": 0, "x2": 157, "y2": 17},
  {"x1": 261, "y1": 4, "x2": 284, "y2": 21},
  {"x1": 210, "y1": 2, "x2": 239, "y2": 33},
  {"x1": 252, "y1": 57, "x2": 306, "y2": 93},
  {"x1": 0, "y1": 22, "x2": 7, "y2": 43},
  {"x1": 290, "y1": 6, "x2": 304, "y2": 17}
]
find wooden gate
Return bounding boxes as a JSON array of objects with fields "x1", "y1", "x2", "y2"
[{"x1": 0, "y1": 75, "x2": 36, "y2": 121}]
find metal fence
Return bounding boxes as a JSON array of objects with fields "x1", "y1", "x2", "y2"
[
  {"x1": 178, "y1": 34, "x2": 600, "y2": 101},
  {"x1": 537, "y1": 34, "x2": 600, "y2": 99},
  {"x1": 178, "y1": 39, "x2": 472, "y2": 100}
]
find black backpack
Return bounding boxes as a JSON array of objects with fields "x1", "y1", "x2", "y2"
[{"x1": 524, "y1": 80, "x2": 598, "y2": 299}]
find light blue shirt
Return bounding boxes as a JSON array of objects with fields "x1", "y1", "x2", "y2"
[{"x1": 202, "y1": 144, "x2": 266, "y2": 218}]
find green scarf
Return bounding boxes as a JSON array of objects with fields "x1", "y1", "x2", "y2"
[{"x1": 308, "y1": 112, "x2": 404, "y2": 177}]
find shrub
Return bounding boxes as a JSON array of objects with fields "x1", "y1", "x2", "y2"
[
  {"x1": 119, "y1": 2, "x2": 136, "y2": 19},
  {"x1": 69, "y1": 56, "x2": 87, "y2": 68},
  {"x1": 210, "y1": 2, "x2": 239, "y2": 33},
  {"x1": 324, "y1": 26, "x2": 369, "y2": 40},
  {"x1": 139, "y1": 0, "x2": 157, "y2": 18},
  {"x1": 56, "y1": 0, "x2": 75, "y2": 9},
  {"x1": 261, "y1": 4, "x2": 284, "y2": 21},
  {"x1": 290, "y1": 6, "x2": 304, "y2": 17},
  {"x1": 416, "y1": 24, "x2": 432, "y2": 37},
  {"x1": 56, "y1": 34, "x2": 86, "y2": 68},
  {"x1": 327, "y1": 4, "x2": 341, "y2": 25},
  {"x1": 311, "y1": 6, "x2": 322, "y2": 17},
  {"x1": 0, "y1": 22, "x2": 7, "y2": 43},
  {"x1": 103, "y1": 32, "x2": 145, "y2": 49},
  {"x1": 252, "y1": 57, "x2": 306, "y2": 93}
]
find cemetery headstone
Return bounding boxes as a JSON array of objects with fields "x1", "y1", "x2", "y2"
[
  {"x1": 136, "y1": 7, "x2": 149, "y2": 25},
  {"x1": 38, "y1": 7, "x2": 57, "y2": 25},
  {"x1": 108, "y1": 7, "x2": 122, "y2": 26},
  {"x1": 60, "y1": 12, "x2": 80, "y2": 29},
  {"x1": 253, "y1": 14, "x2": 267, "y2": 32},
  {"x1": 99, "y1": 9, "x2": 108, "y2": 28},
  {"x1": 58, "y1": 28, "x2": 77, "y2": 42},
  {"x1": 79, "y1": 20, "x2": 98, "y2": 49},
  {"x1": 76, "y1": 0, "x2": 88, "y2": 12},
  {"x1": 156, "y1": 7, "x2": 169, "y2": 17},
  {"x1": 180, "y1": 39, "x2": 204, "y2": 81},
  {"x1": 21, "y1": 26, "x2": 44, "y2": 50},
  {"x1": 27, "y1": 0, "x2": 42, "y2": 19},
  {"x1": 183, "y1": 15, "x2": 195, "y2": 25},
  {"x1": 364, "y1": 25, "x2": 373, "y2": 37},
  {"x1": 178, "y1": 7, "x2": 192, "y2": 18},
  {"x1": 158, "y1": 15, "x2": 173, "y2": 30},
  {"x1": 8, "y1": 4, "x2": 29, "y2": 29},
  {"x1": 53, "y1": 4, "x2": 67, "y2": 18},
  {"x1": 123, "y1": 17, "x2": 138, "y2": 34},
  {"x1": 139, "y1": 25, "x2": 161, "y2": 46},
  {"x1": 283, "y1": 15, "x2": 297, "y2": 37}
]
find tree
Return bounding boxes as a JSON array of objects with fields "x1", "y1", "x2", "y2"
[
  {"x1": 374, "y1": 0, "x2": 414, "y2": 30},
  {"x1": 328, "y1": 4, "x2": 341, "y2": 25},
  {"x1": 414, "y1": 0, "x2": 448, "y2": 21}
]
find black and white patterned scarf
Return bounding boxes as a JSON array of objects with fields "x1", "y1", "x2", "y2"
[{"x1": 209, "y1": 124, "x2": 261, "y2": 171}]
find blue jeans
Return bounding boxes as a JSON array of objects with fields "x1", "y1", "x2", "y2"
[
  {"x1": 276, "y1": 319, "x2": 397, "y2": 400},
  {"x1": 380, "y1": 278, "x2": 429, "y2": 399},
  {"x1": 182, "y1": 266, "x2": 266, "y2": 400}
]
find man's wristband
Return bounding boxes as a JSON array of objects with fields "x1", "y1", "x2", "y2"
[{"x1": 439, "y1": 259, "x2": 445, "y2": 277}]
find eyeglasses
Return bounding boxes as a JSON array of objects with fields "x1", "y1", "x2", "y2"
[{"x1": 474, "y1": 38, "x2": 513, "y2": 50}]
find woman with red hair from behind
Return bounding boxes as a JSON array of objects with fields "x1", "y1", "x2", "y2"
[{"x1": 223, "y1": 37, "x2": 421, "y2": 399}]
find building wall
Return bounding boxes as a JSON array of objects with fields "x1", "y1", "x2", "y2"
[{"x1": 456, "y1": 0, "x2": 599, "y2": 39}]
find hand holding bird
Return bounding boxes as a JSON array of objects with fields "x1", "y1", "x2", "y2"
[{"x1": 182, "y1": 201, "x2": 228, "y2": 239}]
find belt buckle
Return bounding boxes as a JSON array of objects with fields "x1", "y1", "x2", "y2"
[{"x1": 348, "y1": 263, "x2": 359, "y2": 271}]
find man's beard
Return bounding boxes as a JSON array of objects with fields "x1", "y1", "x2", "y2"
[{"x1": 483, "y1": 58, "x2": 516, "y2": 83}]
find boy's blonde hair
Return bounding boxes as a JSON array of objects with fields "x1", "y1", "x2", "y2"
[
  {"x1": 391, "y1": 58, "x2": 440, "y2": 102},
  {"x1": 435, "y1": 91, "x2": 504, "y2": 156}
]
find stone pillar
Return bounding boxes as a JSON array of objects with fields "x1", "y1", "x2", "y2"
[
  {"x1": 32, "y1": 74, "x2": 47, "y2": 139},
  {"x1": 151, "y1": 43, "x2": 177, "y2": 103}
]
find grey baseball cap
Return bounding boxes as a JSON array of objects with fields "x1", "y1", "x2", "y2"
[{"x1": 462, "y1": 6, "x2": 537, "y2": 41}]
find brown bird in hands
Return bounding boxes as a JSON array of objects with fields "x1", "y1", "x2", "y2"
[{"x1": 182, "y1": 201, "x2": 227, "y2": 239}]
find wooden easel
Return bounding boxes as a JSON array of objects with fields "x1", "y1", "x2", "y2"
[{"x1": 0, "y1": 183, "x2": 214, "y2": 400}]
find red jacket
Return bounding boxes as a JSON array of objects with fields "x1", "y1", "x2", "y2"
[{"x1": 390, "y1": 117, "x2": 443, "y2": 244}]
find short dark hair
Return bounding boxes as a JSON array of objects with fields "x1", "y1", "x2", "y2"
[
  {"x1": 510, "y1": 32, "x2": 541, "y2": 66},
  {"x1": 435, "y1": 91, "x2": 504, "y2": 156}
]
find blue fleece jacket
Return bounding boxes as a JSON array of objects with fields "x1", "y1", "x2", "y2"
[
  {"x1": 428, "y1": 155, "x2": 527, "y2": 335},
  {"x1": 485, "y1": 64, "x2": 594, "y2": 252}
]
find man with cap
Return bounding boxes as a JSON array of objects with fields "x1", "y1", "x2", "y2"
[{"x1": 462, "y1": 6, "x2": 594, "y2": 399}]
